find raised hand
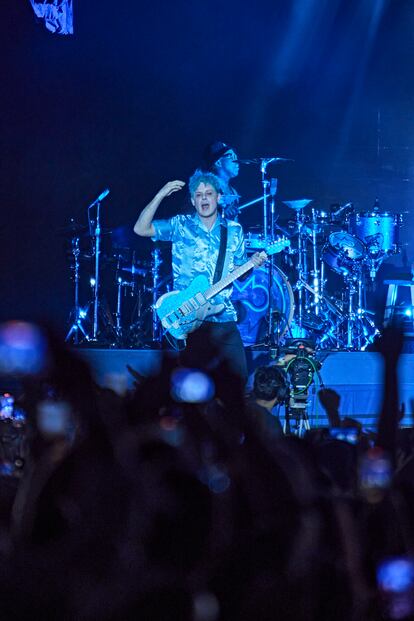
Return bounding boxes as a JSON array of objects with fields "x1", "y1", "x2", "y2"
[
  {"x1": 318, "y1": 388, "x2": 341, "y2": 413},
  {"x1": 374, "y1": 322, "x2": 404, "y2": 364},
  {"x1": 318, "y1": 388, "x2": 341, "y2": 427},
  {"x1": 158, "y1": 180, "x2": 186, "y2": 199}
]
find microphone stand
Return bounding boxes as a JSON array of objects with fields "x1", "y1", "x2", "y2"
[
  {"x1": 87, "y1": 188, "x2": 110, "y2": 342},
  {"x1": 260, "y1": 158, "x2": 274, "y2": 238},
  {"x1": 91, "y1": 199, "x2": 101, "y2": 341}
]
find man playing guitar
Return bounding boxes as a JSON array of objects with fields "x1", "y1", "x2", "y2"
[{"x1": 133, "y1": 170, "x2": 266, "y2": 384}]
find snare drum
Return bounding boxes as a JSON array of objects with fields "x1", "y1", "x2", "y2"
[
  {"x1": 322, "y1": 231, "x2": 365, "y2": 274},
  {"x1": 348, "y1": 212, "x2": 402, "y2": 256}
]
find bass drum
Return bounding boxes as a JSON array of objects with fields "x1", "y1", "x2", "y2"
[{"x1": 232, "y1": 265, "x2": 294, "y2": 346}]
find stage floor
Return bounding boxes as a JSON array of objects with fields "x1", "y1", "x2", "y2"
[{"x1": 77, "y1": 348, "x2": 414, "y2": 430}]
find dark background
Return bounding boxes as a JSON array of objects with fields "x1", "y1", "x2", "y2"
[{"x1": 1, "y1": 0, "x2": 413, "y2": 333}]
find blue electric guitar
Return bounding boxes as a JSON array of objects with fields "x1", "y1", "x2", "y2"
[{"x1": 155, "y1": 237, "x2": 290, "y2": 340}]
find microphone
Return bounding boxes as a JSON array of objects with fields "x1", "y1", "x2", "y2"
[
  {"x1": 88, "y1": 188, "x2": 110, "y2": 209},
  {"x1": 97, "y1": 188, "x2": 110, "y2": 202}
]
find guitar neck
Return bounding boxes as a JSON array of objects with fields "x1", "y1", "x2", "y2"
[{"x1": 205, "y1": 259, "x2": 255, "y2": 300}]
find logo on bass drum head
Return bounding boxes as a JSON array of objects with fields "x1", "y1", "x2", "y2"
[{"x1": 232, "y1": 265, "x2": 294, "y2": 346}]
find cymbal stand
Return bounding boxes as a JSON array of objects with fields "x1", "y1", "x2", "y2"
[
  {"x1": 151, "y1": 249, "x2": 163, "y2": 343},
  {"x1": 343, "y1": 269, "x2": 372, "y2": 350},
  {"x1": 260, "y1": 159, "x2": 273, "y2": 238},
  {"x1": 93, "y1": 206, "x2": 101, "y2": 341},
  {"x1": 346, "y1": 274, "x2": 358, "y2": 349},
  {"x1": 114, "y1": 251, "x2": 143, "y2": 346},
  {"x1": 65, "y1": 236, "x2": 90, "y2": 344},
  {"x1": 366, "y1": 253, "x2": 386, "y2": 283},
  {"x1": 310, "y1": 210, "x2": 321, "y2": 316},
  {"x1": 114, "y1": 254, "x2": 124, "y2": 342},
  {"x1": 265, "y1": 178, "x2": 279, "y2": 345},
  {"x1": 295, "y1": 209, "x2": 309, "y2": 335}
]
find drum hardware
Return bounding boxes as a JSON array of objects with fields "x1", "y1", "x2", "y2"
[
  {"x1": 310, "y1": 209, "x2": 322, "y2": 315},
  {"x1": 151, "y1": 248, "x2": 164, "y2": 344},
  {"x1": 238, "y1": 194, "x2": 269, "y2": 212},
  {"x1": 238, "y1": 158, "x2": 294, "y2": 351},
  {"x1": 65, "y1": 235, "x2": 91, "y2": 344},
  {"x1": 285, "y1": 202, "x2": 313, "y2": 335},
  {"x1": 365, "y1": 253, "x2": 387, "y2": 282},
  {"x1": 114, "y1": 253, "x2": 129, "y2": 343},
  {"x1": 108, "y1": 249, "x2": 149, "y2": 347},
  {"x1": 327, "y1": 269, "x2": 379, "y2": 351}
]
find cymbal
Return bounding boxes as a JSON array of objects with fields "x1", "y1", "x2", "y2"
[
  {"x1": 58, "y1": 223, "x2": 112, "y2": 238},
  {"x1": 237, "y1": 157, "x2": 294, "y2": 165},
  {"x1": 120, "y1": 264, "x2": 147, "y2": 276},
  {"x1": 283, "y1": 199, "x2": 313, "y2": 211},
  {"x1": 57, "y1": 223, "x2": 88, "y2": 237}
]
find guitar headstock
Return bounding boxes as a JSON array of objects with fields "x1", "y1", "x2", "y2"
[{"x1": 265, "y1": 237, "x2": 290, "y2": 256}]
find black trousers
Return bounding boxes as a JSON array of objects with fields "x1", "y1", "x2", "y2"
[{"x1": 181, "y1": 321, "x2": 248, "y2": 385}]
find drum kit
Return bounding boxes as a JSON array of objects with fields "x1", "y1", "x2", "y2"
[
  {"x1": 61, "y1": 175, "x2": 403, "y2": 351},
  {"x1": 62, "y1": 189, "x2": 170, "y2": 347},
  {"x1": 236, "y1": 192, "x2": 402, "y2": 351},
  {"x1": 63, "y1": 223, "x2": 169, "y2": 347}
]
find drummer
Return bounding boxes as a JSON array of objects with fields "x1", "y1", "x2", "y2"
[{"x1": 201, "y1": 141, "x2": 240, "y2": 219}]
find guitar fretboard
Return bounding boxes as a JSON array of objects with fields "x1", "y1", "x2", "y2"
[{"x1": 205, "y1": 260, "x2": 255, "y2": 300}]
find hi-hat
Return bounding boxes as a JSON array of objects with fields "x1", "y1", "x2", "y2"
[{"x1": 283, "y1": 199, "x2": 313, "y2": 211}]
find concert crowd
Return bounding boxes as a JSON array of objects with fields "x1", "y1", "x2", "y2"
[{"x1": 0, "y1": 320, "x2": 412, "y2": 621}]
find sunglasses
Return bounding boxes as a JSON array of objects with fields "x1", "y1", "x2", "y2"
[{"x1": 222, "y1": 152, "x2": 238, "y2": 161}]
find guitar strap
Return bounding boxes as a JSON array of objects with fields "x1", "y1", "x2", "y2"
[{"x1": 212, "y1": 221, "x2": 228, "y2": 285}]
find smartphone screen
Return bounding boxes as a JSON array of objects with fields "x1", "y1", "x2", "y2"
[
  {"x1": 377, "y1": 557, "x2": 414, "y2": 619},
  {"x1": 0, "y1": 321, "x2": 47, "y2": 375},
  {"x1": 170, "y1": 368, "x2": 215, "y2": 403},
  {"x1": 0, "y1": 394, "x2": 14, "y2": 420},
  {"x1": 359, "y1": 448, "x2": 392, "y2": 503},
  {"x1": 329, "y1": 427, "x2": 359, "y2": 445},
  {"x1": 36, "y1": 400, "x2": 71, "y2": 436}
]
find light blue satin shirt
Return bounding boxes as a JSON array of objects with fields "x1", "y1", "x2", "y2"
[{"x1": 152, "y1": 213, "x2": 246, "y2": 322}]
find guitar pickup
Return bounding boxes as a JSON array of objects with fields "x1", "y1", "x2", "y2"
[
  {"x1": 195, "y1": 293, "x2": 206, "y2": 305},
  {"x1": 178, "y1": 297, "x2": 203, "y2": 316}
]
